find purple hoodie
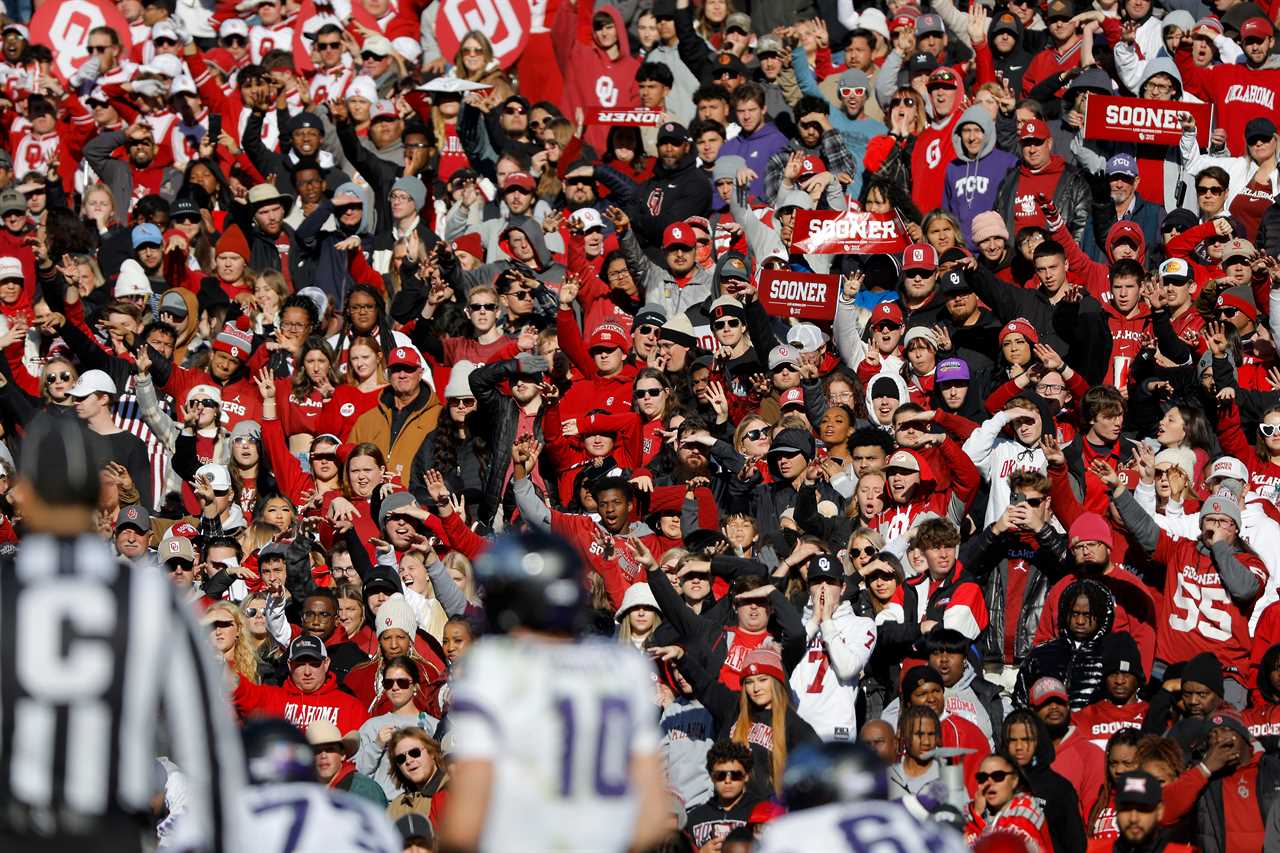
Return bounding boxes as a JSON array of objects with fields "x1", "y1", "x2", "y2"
[
  {"x1": 720, "y1": 121, "x2": 791, "y2": 199},
  {"x1": 942, "y1": 105, "x2": 1017, "y2": 247}
]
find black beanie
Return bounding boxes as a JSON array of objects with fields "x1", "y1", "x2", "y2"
[
  {"x1": 1101, "y1": 632, "x2": 1145, "y2": 683},
  {"x1": 1182, "y1": 652, "x2": 1224, "y2": 697},
  {"x1": 901, "y1": 665, "x2": 944, "y2": 700}
]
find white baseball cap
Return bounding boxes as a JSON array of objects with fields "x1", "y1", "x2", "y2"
[
  {"x1": 0, "y1": 256, "x2": 20, "y2": 281},
  {"x1": 571, "y1": 207, "x2": 605, "y2": 232},
  {"x1": 786, "y1": 322, "x2": 828, "y2": 352},
  {"x1": 1208, "y1": 456, "x2": 1249, "y2": 484},
  {"x1": 219, "y1": 18, "x2": 249, "y2": 38},
  {"x1": 69, "y1": 369, "x2": 117, "y2": 398},
  {"x1": 195, "y1": 462, "x2": 232, "y2": 492},
  {"x1": 346, "y1": 75, "x2": 378, "y2": 104}
]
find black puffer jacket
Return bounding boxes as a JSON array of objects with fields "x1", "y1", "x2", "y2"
[{"x1": 1012, "y1": 578, "x2": 1115, "y2": 710}]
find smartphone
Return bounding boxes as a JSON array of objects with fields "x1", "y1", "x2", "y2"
[{"x1": 208, "y1": 114, "x2": 222, "y2": 148}]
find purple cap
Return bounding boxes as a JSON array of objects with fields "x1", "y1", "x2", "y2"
[
  {"x1": 1106, "y1": 153, "x2": 1138, "y2": 178},
  {"x1": 936, "y1": 357, "x2": 970, "y2": 382}
]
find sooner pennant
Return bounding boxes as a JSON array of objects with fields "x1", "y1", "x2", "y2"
[
  {"x1": 588, "y1": 109, "x2": 664, "y2": 126},
  {"x1": 790, "y1": 210, "x2": 908, "y2": 255},
  {"x1": 758, "y1": 269, "x2": 841, "y2": 321},
  {"x1": 1083, "y1": 95, "x2": 1211, "y2": 148}
]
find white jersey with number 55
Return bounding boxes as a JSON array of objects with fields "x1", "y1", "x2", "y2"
[
  {"x1": 756, "y1": 802, "x2": 969, "y2": 853},
  {"x1": 447, "y1": 637, "x2": 661, "y2": 852}
]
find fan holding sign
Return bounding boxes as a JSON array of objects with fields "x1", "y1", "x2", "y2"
[{"x1": 30, "y1": 0, "x2": 133, "y2": 81}]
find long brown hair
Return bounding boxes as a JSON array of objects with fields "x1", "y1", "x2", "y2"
[{"x1": 730, "y1": 674, "x2": 790, "y2": 795}]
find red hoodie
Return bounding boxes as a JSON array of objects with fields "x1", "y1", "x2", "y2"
[
  {"x1": 552, "y1": 3, "x2": 639, "y2": 153},
  {"x1": 233, "y1": 671, "x2": 370, "y2": 734},
  {"x1": 1010, "y1": 155, "x2": 1069, "y2": 233}
]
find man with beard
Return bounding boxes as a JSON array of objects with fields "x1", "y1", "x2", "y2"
[
  {"x1": 1096, "y1": 771, "x2": 1192, "y2": 853},
  {"x1": 611, "y1": 207, "x2": 713, "y2": 318},
  {"x1": 83, "y1": 119, "x2": 181, "y2": 216},
  {"x1": 1142, "y1": 652, "x2": 1227, "y2": 753},
  {"x1": 599, "y1": 122, "x2": 711, "y2": 251},
  {"x1": 728, "y1": 427, "x2": 842, "y2": 540},
  {"x1": 243, "y1": 110, "x2": 342, "y2": 198},
  {"x1": 654, "y1": 416, "x2": 740, "y2": 507}
]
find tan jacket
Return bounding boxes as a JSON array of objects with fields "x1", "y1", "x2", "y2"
[{"x1": 349, "y1": 385, "x2": 442, "y2": 484}]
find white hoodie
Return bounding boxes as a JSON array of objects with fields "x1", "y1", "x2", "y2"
[{"x1": 963, "y1": 409, "x2": 1049, "y2": 522}]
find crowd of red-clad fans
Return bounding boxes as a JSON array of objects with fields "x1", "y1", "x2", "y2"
[{"x1": 15, "y1": 0, "x2": 1280, "y2": 847}]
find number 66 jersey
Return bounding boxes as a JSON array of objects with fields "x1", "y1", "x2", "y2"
[{"x1": 447, "y1": 637, "x2": 661, "y2": 852}]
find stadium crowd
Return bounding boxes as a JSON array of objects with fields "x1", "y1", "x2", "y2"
[{"x1": 11, "y1": 0, "x2": 1280, "y2": 848}]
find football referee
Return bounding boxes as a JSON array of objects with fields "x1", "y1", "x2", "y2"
[{"x1": 0, "y1": 415, "x2": 246, "y2": 852}]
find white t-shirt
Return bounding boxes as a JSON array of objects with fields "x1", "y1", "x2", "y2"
[{"x1": 448, "y1": 636, "x2": 661, "y2": 853}]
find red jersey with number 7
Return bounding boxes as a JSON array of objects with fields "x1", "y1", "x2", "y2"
[{"x1": 1153, "y1": 532, "x2": 1265, "y2": 678}]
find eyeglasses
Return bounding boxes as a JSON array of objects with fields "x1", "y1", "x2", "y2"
[
  {"x1": 382, "y1": 677, "x2": 414, "y2": 689},
  {"x1": 222, "y1": 35, "x2": 247, "y2": 46},
  {"x1": 280, "y1": 321, "x2": 309, "y2": 332},
  {"x1": 393, "y1": 747, "x2": 423, "y2": 766},
  {"x1": 87, "y1": 44, "x2": 112, "y2": 54},
  {"x1": 450, "y1": 397, "x2": 477, "y2": 407},
  {"x1": 504, "y1": 105, "x2": 527, "y2": 115},
  {"x1": 713, "y1": 318, "x2": 742, "y2": 331},
  {"x1": 334, "y1": 203, "x2": 362, "y2": 216},
  {"x1": 745, "y1": 427, "x2": 769, "y2": 441},
  {"x1": 838, "y1": 86, "x2": 867, "y2": 98},
  {"x1": 348, "y1": 302, "x2": 378, "y2": 313},
  {"x1": 1261, "y1": 424, "x2": 1280, "y2": 438},
  {"x1": 975, "y1": 770, "x2": 1012, "y2": 784},
  {"x1": 711, "y1": 769, "x2": 747, "y2": 782},
  {"x1": 207, "y1": 619, "x2": 234, "y2": 630},
  {"x1": 45, "y1": 371, "x2": 73, "y2": 384},
  {"x1": 468, "y1": 302, "x2": 497, "y2": 312},
  {"x1": 1035, "y1": 383, "x2": 1065, "y2": 395},
  {"x1": 1196, "y1": 184, "x2": 1225, "y2": 196},
  {"x1": 890, "y1": 96, "x2": 917, "y2": 108},
  {"x1": 635, "y1": 387, "x2": 664, "y2": 398}
]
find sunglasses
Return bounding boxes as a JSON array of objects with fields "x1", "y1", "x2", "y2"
[
  {"x1": 635, "y1": 324, "x2": 658, "y2": 335},
  {"x1": 334, "y1": 203, "x2": 362, "y2": 216},
  {"x1": 222, "y1": 35, "x2": 247, "y2": 46},
  {"x1": 382, "y1": 677, "x2": 414, "y2": 689},
  {"x1": 1017, "y1": 496, "x2": 1047, "y2": 507},
  {"x1": 207, "y1": 619, "x2": 234, "y2": 630},
  {"x1": 45, "y1": 371, "x2": 73, "y2": 384},
  {"x1": 890, "y1": 96, "x2": 917, "y2": 108},
  {"x1": 449, "y1": 397, "x2": 477, "y2": 406},
  {"x1": 167, "y1": 560, "x2": 194, "y2": 573},
  {"x1": 800, "y1": 121, "x2": 823, "y2": 133},
  {"x1": 713, "y1": 318, "x2": 742, "y2": 331},
  {"x1": 712, "y1": 770, "x2": 747, "y2": 782},
  {"x1": 311, "y1": 453, "x2": 338, "y2": 464},
  {"x1": 850, "y1": 546, "x2": 878, "y2": 559},
  {"x1": 745, "y1": 427, "x2": 769, "y2": 441},
  {"x1": 838, "y1": 86, "x2": 867, "y2": 98},
  {"x1": 904, "y1": 270, "x2": 933, "y2": 279},
  {"x1": 87, "y1": 44, "x2": 112, "y2": 54},
  {"x1": 1218, "y1": 307, "x2": 1239, "y2": 318},
  {"x1": 242, "y1": 608, "x2": 261, "y2": 617},
  {"x1": 316, "y1": 40, "x2": 341, "y2": 50},
  {"x1": 360, "y1": 52, "x2": 384, "y2": 62},
  {"x1": 1261, "y1": 424, "x2": 1280, "y2": 438},
  {"x1": 772, "y1": 364, "x2": 798, "y2": 374},
  {"x1": 565, "y1": 177, "x2": 594, "y2": 187},
  {"x1": 468, "y1": 302, "x2": 497, "y2": 311},
  {"x1": 460, "y1": 45, "x2": 484, "y2": 55},
  {"x1": 394, "y1": 747, "x2": 424, "y2": 765},
  {"x1": 1196, "y1": 185, "x2": 1225, "y2": 196},
  {"x1": 153, "y1": 37, "x2": 177, "y2": 47},
  {"x1": 173, "y1": 213, "x2": 201, "y2": 225},
  {"x1": 507, "y1": 288, "x2": 532, "y2": 298},
  {"x1": 975, "y1": 770, "x2": 1012, "y2": 784},
  {"x1": 635, "y1": 387, "x2": 664, "y2": 398},
  {"x1": 862, "y1": 569, "x2": 896, "y2": 583},
  {"x1": 504, "y1": 105, "x2": 527, "y2": 115}
]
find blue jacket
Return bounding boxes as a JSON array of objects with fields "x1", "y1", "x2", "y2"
[
  {"x1": 720, "y1": 121, "x2": 790, "y2": 199},
  {"x1": 942, "y1": 106, "x2": 1018, "y2": 246}
]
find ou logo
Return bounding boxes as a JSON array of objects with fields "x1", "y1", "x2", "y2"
[
  {"x1": 34, "y1": 0, "x2": 131, "y2": 79},
  {"x1": 596, "y1": 76, "x2": 619, "y2": 108},
  {"x1": 340, "y1": 402, "x2": 355, "y2": 416},
  {"x1": 925, "y1": 137, "x2": 943, "y2": 170},
  {"x1": 437, "y1": 0, "x2": 530, "y2": 69}
]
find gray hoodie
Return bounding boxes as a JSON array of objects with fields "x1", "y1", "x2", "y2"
[{"x1": 659, "y1": 698, "x2": 716, "y2": 809}]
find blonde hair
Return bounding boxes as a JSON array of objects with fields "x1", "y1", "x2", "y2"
[
  {"x1": 731, "y1": 675, "x2": 789, "y2": 795},
  {"x1": 240, "y1": 522, "x2": 280, "y2": 559},
  {"x1": 443, "y1": 550, "x2": 480, "y2": 604},
  {"x1": 207, "y1": 600, "x2": 260, "y2": 683},
  {"x1": 387, "y1": 726, "x2": 445, "y2": 790},
  {"x1": 617, "y1": 606, "x2": 663, "y2": 647},
  {"x1": 39, "y1": 357, "x2": 78, "y2": 405}
]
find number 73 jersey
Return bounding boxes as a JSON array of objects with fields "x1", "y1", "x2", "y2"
[
  {"x1": 1154, "y1": 533, "x2": 1267, "y2": 679},
  {"x1": 447, "y1": 637, "x2": 661, "y2": 852}
]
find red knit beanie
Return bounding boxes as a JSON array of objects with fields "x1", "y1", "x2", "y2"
[{"x1": 215, "y1": 225, "x2": 251, "y2": 262}]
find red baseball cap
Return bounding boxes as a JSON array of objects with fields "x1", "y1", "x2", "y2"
[
  {"x1": 387, "y1": 346, "x2": 423, "y2": 370},
  {"x1": 587, "y1": 325, "x2": 627, "y2": 352},
  {"x1": 663, "y1": 222, "x2": 696, "y2": 249},
  {"x1": 779, "y1": 387, "x2": 805, "y2": 409},
  {"x1": 798, "y1": 155, "x2": 826, "y2": 176},
  {"x1": 502, "y1": 171, "x2": 536, "y2": 192},
  {"x1": 870, "y1": 301, "x2": 904, "y2": 327},
  {"x1": 901, "y1": 242, "x2": 938, "y2": 273},
  {"x1": 890, "y1": 12, "x2": 917, "y2": 31},
  {"x1": 1018, "y1": 118, "x2": 1051, "y2": 141},
  {"x1": 1241, "y1": 16, "x2": 1273, "y2": 40}
]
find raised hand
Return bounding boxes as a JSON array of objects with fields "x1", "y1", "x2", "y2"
[
  {"x1": 1089, "y1": 458, "x2": 1121, "y2": 490},
  {"x1": 1203, "y1": 321, "x2": 1230, "y2": 358},
  {"x1": 604, "y1": 205, "x2": 630, "y2": 233},
  {"x1": 1039, "y1": 433, "x2": 1065, "y2": 466}
]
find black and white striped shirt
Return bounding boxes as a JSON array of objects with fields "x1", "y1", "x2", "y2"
[{"x1": 0, "y1": 534, "x2": 245, "y2": 850}]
